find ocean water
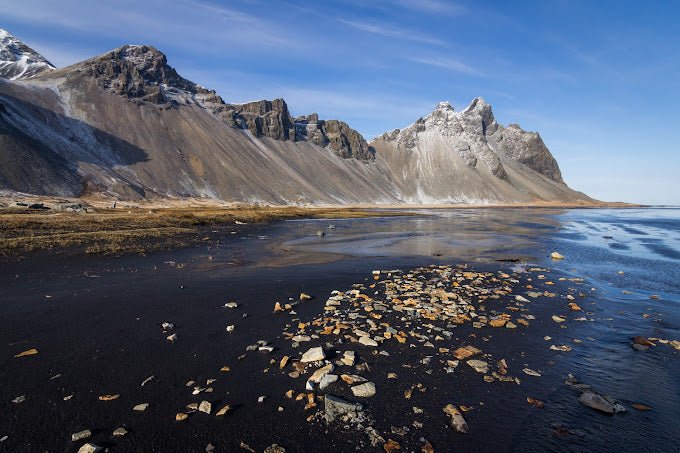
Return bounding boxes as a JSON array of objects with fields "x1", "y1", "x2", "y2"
[{"x1": 273, "y1": 207, "x2": 680, "y2": 451}]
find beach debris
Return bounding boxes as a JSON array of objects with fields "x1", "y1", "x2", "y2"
[
  {"x1": 14, "y1": 348, "x2": 38, "y2": 358},
  {"x1": 352, "y1": 382, "x2": 376, "y2": 397},
  {"x1": 324, "y1": 394, "x2": 364, "y2": 423},
  {"x1": 443, "y1": 404, "x2": 468, "y2": 433},
  {"x1": 550, "y1": 252, "x2": 565, "y2": 260},
  {"x1": 98, "y1": 394, "x2": 119, "y2": 401},
  {"x1": 527, "y1": 397, "x2": 544, "y2": 408},
  {"x1": 550, "y1": 345, "x2": 573, "y2": 352},
  {"x1": 71, "y1": 429, "x2": 91, "y2": 441},
  {"x1": 216, "y1": 404, "x2": 232, "y2": 416},
  {"x1": 631, "y1": 336, "x2": 654, "y2": 351},
  {"x1": 523, "y1": 368, "x2": 542, "y2": 377},
  {"x1": 466, "y1": 360, "x2": 489, "y2": 374},
  {"x1": 632, "y1": 403, "x2": 652, "y2": 411},
  {"x1": 301, "y1": 347, "x2": 325, "y2": 363},
  {"x1": 384, "y1": 439, "x2": 401, "y2": 452},
  {"x1": 113, "y1": 427, "x2": 128, "y2": 437},
  {"x1": 566, "y1": 374, "x2": 626, "y2": 414},
  {"x1": 198, "y1": 400, "x2": 212, "y2": 414}
]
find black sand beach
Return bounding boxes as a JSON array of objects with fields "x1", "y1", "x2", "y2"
[{"x1": 1, "y1": 208, "x2": 679, "y2": 452}]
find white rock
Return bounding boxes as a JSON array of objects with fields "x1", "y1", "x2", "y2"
[
  {"x1": 351, "y1": 382, "x2": 376, "y2": 397},
  {"x1": 162, "y1": 322, "x2": 174, "y2": 330},
  {"x1": 166, "y1": 333, "x2": 177, "y2": 342},
  {"x1": 550, "y1": 252, "x2": 565, "y2": 260},
  {"x1": 358, "y1": 336, "x2": 378, "y2": 347},
  {"x1": 226, "y1": 325, "x2": 235, "y2": 332},
  {"x1": 133, "y1": 403, "x2": 149, "y2": 411},
  {"x1": 198, "y1": 400, "x2": 211, "y2": 414},
  {"x1": 112, "y1": 427, "x2": 128, "y2": 437},
  {"x1": 78, "y1": 443, "x2": 102, "y2": 453},
  {"x1": 71, "y1": 430, "x2": 91, "y2": 442},
  {"x1": 319, "y1": 374, "x2": 338, "y2": 390},
  {"x1": 301, "y1": 347, "x2": 325, "y2": 363}
]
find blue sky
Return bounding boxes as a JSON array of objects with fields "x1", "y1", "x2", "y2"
[{"x1": 1, "y1": 0, "x2": 679, "y2": 204}]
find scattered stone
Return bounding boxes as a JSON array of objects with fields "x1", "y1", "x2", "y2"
[
  {"x1": 384, "y1": 439, "x2": 401, "y2": 452},
  {"x1": 226, "y1": 325, "x2": 235, "y2": 333},
  {"x1": 77, "y1": 443, "x2": 102, "y2": 453},
  {"x1": 466, "y1": 360, "x2": 489, "y2": 374},
  {"x1": 11, "y1": 395, "x2": 25, "y2": 404},
  {"x1": 324, "y1": 394, "x2": 363, "y2": 423},
  {"x1": 98, "y1": 394, "x2": 119, "y2": 401},
  {"x1": 113, "y1": 427, "x2": 128, "y2": 437},
  {"x1": 527, "y1": 397, "x2": 544, "y2": 408},
  {"x1": 301, "y1": 347, "x2": 325, "y2": 363},
  {"x1": 264, "y1": 444, "x2": 286, "y2": 453},
  {"x1": 161, "y1": 321, "x2": 174, "y2": 330},
  {"x1": 550, "y1": 345, "x2": 573, "y2": 352},
  {"x1": 578, "y1": 392, "x2": 615, "y2": 414},
  {"x1": 319, "y1": 374, "x2": 338, "y2": 390},
  {"x1": 523, "y1": 368, "x2": 541, "y2": 377},
  {"x1": 224, "y1": 302, "x2": 238, "y2": 308},
  {"x1": 300, "y1": 293, "x2": 312, "y2": 301},
  {"x1": 632, "y1": 403, "x2": 652, "y2": 411},
  {"x1": 133, "y1": 403, "x2": 149, "y2": 411},
  {"x1": 258, "y1": 396, "x2": 266, "y2": 403},
  {"x1": 216, "y1": 404, "x2": 231, "y2": 416},
  {"x1": 175, "y1": 412, "x2": 189, "y2": 421},
  {"x1": 341, "y1": 351, "x2": 356, "y2": 366},
  {"x1": 359, "y1": 336, "x2": 379, "y2": 347},
  {"x1": 443, "y1": 404, "x2": 468, "y2": 433},
  {"x1": 550, "y1": 252, "x2": 565, "y2": 260},
  {"x1": 71, "y1": 429, "x2": 92, "y2": 441},
  {"x1": 198, "y1": 400, "x2": 212, "y2": 414},
  {"x1": 552, "y1": 315, "x2": 566, "y2": 323},
  {"x1": 351, "y1": 382, "x2": 376, "y2": 397},
  {"x1": 14, "y1": 348, "x2": 38, "y2": 358},
  {"x1": 341, "y1": 374, "x2": 368, "y2": 385},
  {"x1": 453, "y1": 346, "x2": 481, "y2": 360},
  {"x1": 140, "y1": 375, "x2": 155, "y2": 386},
  {"x1": 167, "y1": 333, "x2": 178, "y2": 342}
]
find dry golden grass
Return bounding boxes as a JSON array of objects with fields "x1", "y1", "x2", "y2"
[{"x1": 0, "y1": 206, "x2": 401, "y2": 255}]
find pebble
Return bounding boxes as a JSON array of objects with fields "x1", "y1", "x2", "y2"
[
  {"x1": 133, "y1": 403, "x2": 149, "y2": 411},
  {"x1": 466, "y1": 360, "x2": 489, "y2": 374},
  {"x1": 224, "y1": 302, "x2": 238, "y2": 308},
  {"x1": 167, "y1": 333, "x2": 178, "y2": 342},
  {"x1": 113, "y1": 427, "x2": 128, "y2": 437},
  {"x1": 14, "y1": 348, "x2": 38, "y2": 358},
  {"x1": 550, "y1": 252, "x2": 565, "y2": 260}
]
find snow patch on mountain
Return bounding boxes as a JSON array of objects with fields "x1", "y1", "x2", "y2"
[{"x1": 0, "y1": 29, "x2": 55, "y2": 80}]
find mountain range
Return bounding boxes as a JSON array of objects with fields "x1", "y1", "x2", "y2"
[{"x1": 0, "y1": 29, "x2": 592, "y2": 205}]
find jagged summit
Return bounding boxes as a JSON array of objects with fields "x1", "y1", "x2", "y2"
[{"x1": 0, "y1": 29, "x2": 55, "y2": 80}]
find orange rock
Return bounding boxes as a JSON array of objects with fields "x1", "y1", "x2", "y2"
[
  {"x1": 489, "y1": 318, "x2": 507, "y2": 328},
  {"x1": 384, "y1": 440, "x2": 401, "y2": 452}
]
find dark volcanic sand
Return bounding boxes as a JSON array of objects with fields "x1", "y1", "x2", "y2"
[{"x1": 1, "y1": 208, "x2": 679, "y2": 452}]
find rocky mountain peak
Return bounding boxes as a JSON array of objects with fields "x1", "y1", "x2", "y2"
[{"x1": 0, "y1": 28, "x2": 55, "y2": 80}]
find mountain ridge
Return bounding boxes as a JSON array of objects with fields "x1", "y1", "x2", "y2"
[{"x1": 0, "y1": 29, "x2": 593, "y2": 205}]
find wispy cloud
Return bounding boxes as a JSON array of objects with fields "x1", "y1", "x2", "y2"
[
  {"x1": 338, "y1": 19, "x2": 445, "y2": 46},
  {"x1": 389, "y1": 0, "x2": 465, "y2": 16},
  {"x1": 408, "y1": 55, "x2": 480, "y2": 76}
]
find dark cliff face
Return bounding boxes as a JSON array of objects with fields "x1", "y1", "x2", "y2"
[
  {"x1": 294, "y1": 115, "x2": 375, "y2": 161},
  {"x1": 45, "y1": 45, "x2": 199, "y2": 105},
  {"x1": 493, "y1": 124, "x2": 564, "y2": 184},
  {"x1": 213, "y1": 100, "x2": 375, "y2": 161}
]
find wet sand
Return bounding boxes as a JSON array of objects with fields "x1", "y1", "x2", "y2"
[{"x1": 1, "y1": 208, "x2": 679, "y2": 452}]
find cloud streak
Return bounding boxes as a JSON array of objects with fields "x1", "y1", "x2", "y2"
[
  {"x1": 407, "y1": 55, "x2": 480, "y2": 76},
  {"x1": 338, "y1": 19, "x2": 445, "y2": 46}
]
